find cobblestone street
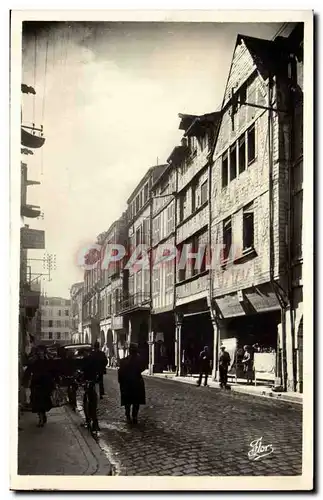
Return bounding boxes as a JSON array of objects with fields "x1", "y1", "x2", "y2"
[{"x1": 88, "y1": 369, "x2": 303, "y2": 476}]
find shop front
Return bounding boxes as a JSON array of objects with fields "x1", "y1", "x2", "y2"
[
  {"x1": 151, "y1": 311, "x2": 175, "y2": 373},
  {"x1": 175, "y1": 298, "x2": 214, "y2": 376},
  {"x1": 214, "y1": 283, "x2": 281, "y2": 386}
]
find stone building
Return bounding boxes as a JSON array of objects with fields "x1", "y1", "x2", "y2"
[
  {"x1": 99, "y1": 215, "x2": 128, "y2": 360},
  {"x1": 209, "y1": 24, "x2": 304, "y2": 391},
  {"x1": 150, "y1": 162, "x2": 177, "y2": 371},
  {"x1": 39, "y1": 296, "x2": 72, "y2": 345},
  {"x1": 118, "y1": 164, "x2": 167, "y2": 367},
  {"x1": 82, "y1": 232, "x2": 106, "y2": 344},
  {"x1": 171, "y1": 112, "x2": 220, "y2": 375}
]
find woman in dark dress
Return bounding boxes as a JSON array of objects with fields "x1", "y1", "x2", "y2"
[
  {"x1": 118, "y1": 343, "x2": 146, "y2": 424},
  {"x1": 25, "y1": 346, "x2": 55, "y2": 427}
]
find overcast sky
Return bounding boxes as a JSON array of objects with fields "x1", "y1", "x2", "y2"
[{"x1": 21, "y1": 21, "x2": 290, "y2": 298}]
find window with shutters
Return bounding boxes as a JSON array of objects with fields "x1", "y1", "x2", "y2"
[
  {"x1": 238, "y1": 135, "x2": 246, "y2": 173},
  {"x1": 223, "y1": 218, "x2": 232, "y2": 262},
  {"x1": 230, "y1": 144, "x2": 237, "y2": 181},
  {"x1": 247, "y1": 124, "x2": 256, "y2": 164},
  {"x1": 144, "y1": 183, "x2": 149, "y2": 204},
  {"x1": 48, "y1": 332, "x2": 53, "y2": 340},
  {"x1": 167, "y1": 202, "x2": 174, "y2": 235},
  {"x1": 191, "y1": 180, "x2": 198, "y2": 212},
  {"x1": 222, "y1": 152, "x2": 229, "y2": 188},
  {"x1": 142, "y1": 219, "x2": 149, "y2": 245},
  {"x1": 243, "y1": 204, "x2": 254, "y2": 251},
  {"x1": 201, "y1": 180, "x2": 208, "y2": 205}
]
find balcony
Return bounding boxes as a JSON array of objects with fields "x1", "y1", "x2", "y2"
[{"x1": 117, "y1": 292, "x2": 150, "y2": 314}]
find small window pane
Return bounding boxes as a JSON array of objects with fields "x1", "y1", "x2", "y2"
[
  {"x1": 230, "y1": 144, "x2": 237, "y2": 181},
  {"x1": 222, "y1": 153, "x2": 228, "y2": 188},
  {"x1": 248, "y1": 125, "x2": 256, "y2": 164}
]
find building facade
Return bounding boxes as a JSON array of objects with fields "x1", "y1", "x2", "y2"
[
  {"x1": 82, "y1": 233, "x2": 105, "y2": 345},
  {"x1": 209, "y1": 26, "x2": 304, "y2": 391},
  {"x1": 39, "y1": 296, "x2": 72, "y2": 345},
  {"x1": 150, "y1": 163, "x2": 177, "y2": 371},
  {"x1": 172, "y1": 112, "x2": 220, "y2": 376},
  {"x1": 119, "y1": 164, "x2": 167, "y2": 367},
  {"x1": 99, "y1": 215, "x2": 128, "y2": 359},
  {"x1": 70, "y1": 282, "x2": 84, "y2": 344}
]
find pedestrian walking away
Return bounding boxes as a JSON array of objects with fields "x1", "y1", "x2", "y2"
[
  {"x1": 23, "y1": 345, "x2": 55, "y2": 427},
  {"x1": 197, "y1": 345, "x2": 211, "y2": 387},
  {"x1": 92, "y1": 341, "x2": 108, "y2": 398},
  {"x1": 118, "y1": 342, "x2": 146, "y2": 424},
  {"x1": 219, "y1": 345, "x2": 231, "y2": 389}
]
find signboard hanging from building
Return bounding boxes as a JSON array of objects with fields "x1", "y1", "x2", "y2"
[{"x1": 21, "y1": 228, "x2": 45, "y2": 249}]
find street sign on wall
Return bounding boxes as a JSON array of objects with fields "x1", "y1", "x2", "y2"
[{"x1": 21, "y1": 228, "x2": 45, "y2": 249}]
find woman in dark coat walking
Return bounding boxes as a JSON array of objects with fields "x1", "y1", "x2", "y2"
[
  {"x1": 118, "y1": 343, "x2": 146, "y2": 424},
  {"x1": 24, "y1": 346, "x2": 55, "y2": 427}
]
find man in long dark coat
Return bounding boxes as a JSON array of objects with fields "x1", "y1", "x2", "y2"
[{"x1": 118, "y1": 343, "x2": 146, "y2": 424}]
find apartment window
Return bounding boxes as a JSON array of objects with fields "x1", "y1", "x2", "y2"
[
  {"x1": 167, "y1": 203, "x2": 174, "y2": 235},
  {"x1": 192, "y1": 181, "x2": 198, "y2": 212},
  {"x1": 230, "y1": 144, "x2": 237, "y2": 181},
  {"x1": 65, "y1": 309, "x2": 69, "y2": 316},
  {"x1": 57, "y1": 320, "x2": 61, "y2": 327},
  {"x1": 56, "y1": 332, "x2": 61, "y2": 340},
  {"x1": 65, "y1": 319, "x2": 69, "y2": 327},
  {"x1": 136, "y1": 226, "x2": 141, "y2": 247},
  {"x1": 247, "y1": 124, "x2": 256, "y2": 164},
  {"x1": 222, "y1": 152, "x2": 229, "y2": 188},
  {"x1": 223, "y1": 218, "x2": 232, "y2": 261},
  {"x1": 243, "y1": 204, "x2": 254, "y2": 251},
  {"x1": 48, "y1": 332, "x2": 53, "y2": 340},
  {"x1": 142, "y1": 219, "x2": 149, "y2": 245},
  {"x1": 238, "y1": 135, "x2": 246, "y2": 173},
  {"x1": 201, "y1": 180, "x2": 208, "y2": 205},
  {"x1": 144, "y1": 183, "x2": 149, "y2": 203},
  {"x1": 48, "y1": 320, "x2": 53, "y2": 327},
  {"x1": 135, "y1": 195, "x2": 139, "y2": 213},
  {"x1": 179, "y1": 192, "x2": 187, "y2": 222}
]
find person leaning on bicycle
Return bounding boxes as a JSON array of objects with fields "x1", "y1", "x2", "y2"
[{"x1": 79, "y1": 347, "x2": 101, "y2": 433}]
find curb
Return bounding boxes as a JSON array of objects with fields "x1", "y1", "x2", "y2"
[
  {"x1": 144, "y1": 373, "x2": 303, "y2": 405},
  {"x1": 63, "y1": 406, "x2": 113, "y2": 476}
]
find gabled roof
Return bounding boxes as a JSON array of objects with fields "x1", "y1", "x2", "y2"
[{"x1": 236, "y1": 33, "x2": 289, "y2": 81}]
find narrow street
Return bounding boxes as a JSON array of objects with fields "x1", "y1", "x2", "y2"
[{"x1": 88, "y1": 369, "x2": 302, "y2": 476}]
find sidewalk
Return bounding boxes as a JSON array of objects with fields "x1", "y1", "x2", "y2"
[
  {"x1": 17, "y1": 405, "x2": 112, "y2": 476},
  {"x1": 144, "y1": 372, "x2": 303, "y2": 405}
]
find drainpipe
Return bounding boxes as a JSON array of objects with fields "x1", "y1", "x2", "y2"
[
  {"x1": 287, "y1": 54, "x2": 297, "y2": 392},
  {"x1": 268, "y1": 71, "x2": 288, "y2": 391},
  {"x1": 173, "y1": 163, "x2": 180, "y2": 376},
  {"x1": 148, "y1": 188, "x2": 154, "y2": 375}
]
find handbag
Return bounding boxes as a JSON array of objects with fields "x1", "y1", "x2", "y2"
[{"x1": 51, "y1": 386, "x2": 68, "y2": 407}]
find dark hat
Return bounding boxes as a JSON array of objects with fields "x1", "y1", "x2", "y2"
[{"x1": 129, "y1": 342, "x2": 138, "y2": 353}]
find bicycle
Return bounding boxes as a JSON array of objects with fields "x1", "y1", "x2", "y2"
[{"x1": 82, "y1": 378, "x2": 100, "y2": 436}]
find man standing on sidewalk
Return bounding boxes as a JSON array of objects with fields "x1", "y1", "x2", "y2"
[
  {"x1": 92, "y1": 341, "x2": 107, "y2": 399},
  {"x1": 197, "y1": 346, "x2": 211, "y2": 387},
  {"x1": 219, "y1": 345, "x2": 231, "y2": 389}
]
